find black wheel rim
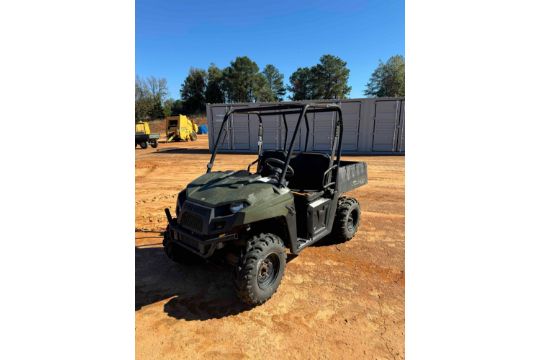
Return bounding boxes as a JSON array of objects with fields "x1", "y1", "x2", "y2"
[
  {"x1": 347, "y1": 209, "x2": 359, "y2": 233},
  {"x1": 257, "y1": 253, "x2": 280, "y2": 289}
]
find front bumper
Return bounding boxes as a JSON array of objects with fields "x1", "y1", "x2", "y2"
[{"x1": 165, "y1": 208, "x2": 238, "y2": 258}]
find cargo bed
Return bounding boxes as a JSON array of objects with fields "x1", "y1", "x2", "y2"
[{"x1": 336, "y1": 161, "x2": 368, "y2": 193}]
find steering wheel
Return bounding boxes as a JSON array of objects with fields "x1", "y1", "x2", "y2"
[{"x1": 264, "y1": 158, "x2": 295, "y2": 180}]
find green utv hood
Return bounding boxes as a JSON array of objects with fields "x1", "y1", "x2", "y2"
[
  {"x1": 184, "y1": 170, "x2": 293, "y2": 223},
  {"x1": 185, "y1": 170, "x2": 283, "y2": 206}
]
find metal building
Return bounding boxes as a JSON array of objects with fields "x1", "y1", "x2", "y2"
[{"x1": 206, "y1": 97, "x2": 405, "y2": 154}]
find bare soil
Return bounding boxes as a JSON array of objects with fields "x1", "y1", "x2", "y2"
[{"x1": 135, "y1": 135, "x2": 404, "y2": 360}]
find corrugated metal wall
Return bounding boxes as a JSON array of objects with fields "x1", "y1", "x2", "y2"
[{"x1": 206, "y1": 98, "x2": 405, "y2": 154}]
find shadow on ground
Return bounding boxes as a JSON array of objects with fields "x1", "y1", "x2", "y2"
[
  {"x1": 135, "y1": 245, "x2": 253, "y2": 320},
  {"x1": 311, "y1": 235, "x2": 348, "y2": 247},
  {"x1": 155, "y1": 148, "x2": 210, "y2": 155},
  {"x1": 136, "y1": 241, "x2": 321, "y2": 320}
]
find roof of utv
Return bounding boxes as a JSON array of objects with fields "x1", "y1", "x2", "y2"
[{"x1": 208, "y1": 102, "x2": 345, "y2": 187}]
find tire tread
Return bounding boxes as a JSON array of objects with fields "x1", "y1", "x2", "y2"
[
  {"x1": 235, "y1": 232, "x2": 285, "y2": 306},
  {"x1": 331, "y1": 196, "x2": 361, "y2": 242}
]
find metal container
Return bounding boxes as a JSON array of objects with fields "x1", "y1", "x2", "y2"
[{"x1": 206, "y1": 97, "x2": 405, "y2": 154}]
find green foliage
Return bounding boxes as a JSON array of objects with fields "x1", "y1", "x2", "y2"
[
  {"x1": 288, "y1": 55, "x2": 351, "y2": 100},
  {"x1": 170, "y1": 99, "x2": 184, "y2": 116},
  {"x1": 288, "y1": 67, "x2": 315, "y2": 100},
  {"x1": 178, "y1": 58, "x2": 286, "y2": 108},
  {"x1": 222, "y1": 56, "x2": 262, "y2": 102},
  {"x1": 139, "y1": 53, "x2": 360, "y2": 120},
  {"x1": 205, "y1": 63, "x2": 225, "y2": 104},
  {"x1": 135, "y1": 76, "x2": 169, "y2": 121},
  {"x1": 262, "y1": 64, "x2": 286, "y2": 101},
  {"x1": 135, "y1": 77, "x2": 152, "y2": 121},
  {"x1": 149, "y1": 102, "x2": 164, "y2": 119},
  {"x1": 180, "y1": 68, "x2": 207, "y2": 114},
  {"x1": 162, "y1": 98, "x2": 175, "y2": 117},
  {"x1": 161, "y1": 97, "x2": 183, "y2": 117},
  {"x1": 364, "y1": 55, "x2": 405, "y2": 97},
  {"x1": 311, "y1": 55, "x2": 351, "y2": 99},
  {"x1": 251, "y1": 73, "x2": 272, "y2": 102}
]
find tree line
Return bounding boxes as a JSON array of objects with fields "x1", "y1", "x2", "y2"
[{"x1": 135, "y1": 54, "x2": 404, "y2": 120}]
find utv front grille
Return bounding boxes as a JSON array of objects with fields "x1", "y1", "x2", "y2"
[{"x1": 180, "y1": 211, "x2": 203, "y2": 232}]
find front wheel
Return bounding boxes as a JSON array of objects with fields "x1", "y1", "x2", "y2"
[
  {"x1": 139, "y1": 141, "x2": 148, "y2": 149},
  {"x1": 234, "y1": 233, "x2": 286, "y2": 306}
]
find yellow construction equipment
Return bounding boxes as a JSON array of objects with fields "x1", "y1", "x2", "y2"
[
  {"x1": 135, "y1": 121, "x2": 159, "y2": 149},
  {"x1": 165, "y1": 115, "x2": 199, "y2": 142}
]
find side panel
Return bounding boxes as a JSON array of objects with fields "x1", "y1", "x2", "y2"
[
  {"x1": 282, "y1": 113, "x2": 303, "y2": 152},
  {"x1": 231, "y1": 113, "x2": 250, "y2": 150},
  {"x1": 397, "y1": 100, "x2": 405, "y2": 152},
  {"x1": 337, "y1": 161, "x2": 368, "y2": 194},
  {"x1": 307, "y1": 198, "x2": 331, "y2": 237},
  {"x1": 261, "y1": 114, "x2": 281, "y2": 150},
  {"x1": 372, "y1": 100, "x2": 400, "y2": 152},
  {"x1": 340, "y1": 101, "x2": 361, "y2": 151},
  {"x1": 210, "y1": 106, "x2": 231, "y2": 150},
  {"x1": 357, "y1": 99, "x2": 376, "y2": 152},
  {"x1": 312, "y1": 110, "x2": 336, "y2": 151}
]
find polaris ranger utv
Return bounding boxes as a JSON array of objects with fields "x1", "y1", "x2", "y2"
[{"x1": 164, "y1": 103, "x2": 367, "y2": 305}]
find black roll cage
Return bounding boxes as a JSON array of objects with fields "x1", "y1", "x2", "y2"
[{"x1": 207, "y1": 103, "x2": 344, "y2": 188}]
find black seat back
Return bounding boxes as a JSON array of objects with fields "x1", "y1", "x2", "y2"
[{"x1": 288, "y1": 152, "x2": 331, "y2": 191}]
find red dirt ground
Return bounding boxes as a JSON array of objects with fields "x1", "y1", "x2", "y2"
[{"x1": 136, "y1": 135, "x2": 404, "y2": 360}]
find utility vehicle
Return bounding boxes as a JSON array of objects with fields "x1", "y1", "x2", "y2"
[
  {"x1": 135, "y1": 121, "x2": 159, "y2": 149},
  {"x1": 164, "y1": 103, "x2": 368, "y2": 305}
]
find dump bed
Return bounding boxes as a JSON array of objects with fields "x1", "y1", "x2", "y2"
[{"x1": 336, "y1": 161, "x2": 368, "y2": 194}]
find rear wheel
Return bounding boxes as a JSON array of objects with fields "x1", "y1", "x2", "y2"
[
  {"x1": 235, "y1": 233, "x2": 286, "y2": 306},
  {"x1": 150, "y1": 139, "x2": 158, "y2": 148},
  {"x1": 139, "y1": 141, "x2": 148, "y2": 149},
  {"x1": 163, "y1": 226, "x2": 202, "y2": 265},
  {"x1": 331, "y1": 197, "x2": 361, "y2": 242}
]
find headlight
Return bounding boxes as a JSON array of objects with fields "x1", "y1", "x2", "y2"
[
  {"x1": 176, "y1": 190, "x2": 186, "y2": 217},
  {"x1": 229, "y1": 202, "x2": 247, "y2": 213}
]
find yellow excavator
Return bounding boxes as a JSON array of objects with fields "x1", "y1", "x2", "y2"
[
  {"x1": 135, "y1": 121, "x2": 160, "y2": 149},
  {"x1": 165, "y1": 115, "x2": 198, "y2": 142}
]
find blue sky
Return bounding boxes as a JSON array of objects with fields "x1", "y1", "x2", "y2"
[{"x1": 136, "y1": 0, "x2": 404, "y2": 99}]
